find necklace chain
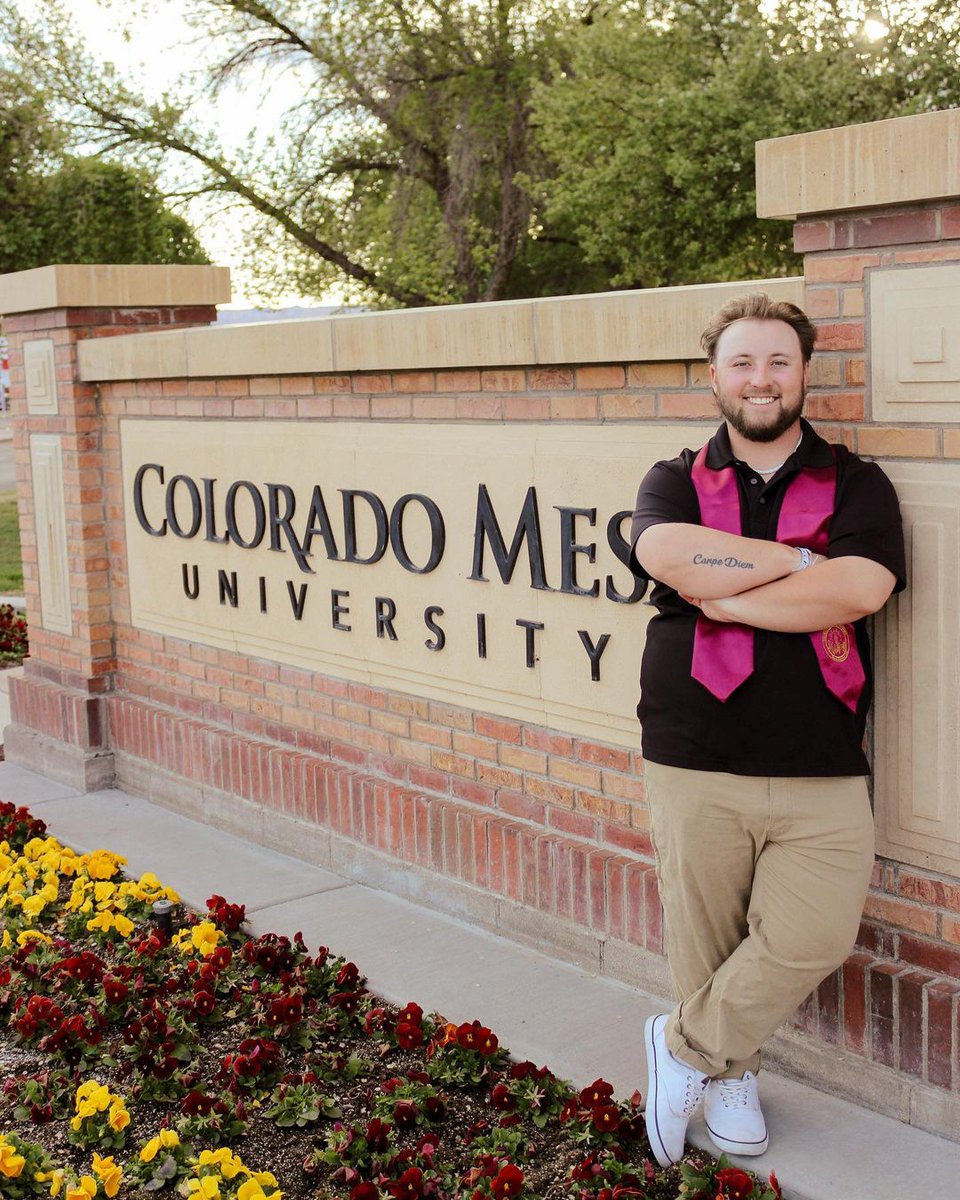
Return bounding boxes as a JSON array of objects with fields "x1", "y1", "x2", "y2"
[{"x1": 752, "y1": 430, "x2": 803, "y2": 476}]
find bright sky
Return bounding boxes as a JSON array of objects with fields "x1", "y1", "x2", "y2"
[{"x1": 24, "y1": 0, "x2": 329, "y2": 308}]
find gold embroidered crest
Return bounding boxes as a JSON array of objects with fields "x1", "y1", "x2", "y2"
[{"x1": 822, "y1": 624, "x2": 851, "y2": 663}]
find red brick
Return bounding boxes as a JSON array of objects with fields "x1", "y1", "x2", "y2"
[
  {"x1": 926, "y1": 981, "x2": 958, "y2": 1089},
  {"x1": 548, "y1": 808, "x2": 598, "y2": 840},
  {"x1": 503, "y1": 395, "x2": 549, "y2": 420},
  {"x1": 625, "y1": 862, "x2": 647, "y2": 947},
  {"x1": 393, "y1": 371, "x2": 436, "y2": 394},
  {"x1": 571, "y1": 846, "x2": 589, "y2": 926},
  {"x1": 576, "y1": 365, "x2": 625, "y2": 390},
  {"x1": 852, "y1": 210, "x2": 937, "y2": 248},
  {"x1": 606, "y1": 857, "x2": 627, "y2": 940},
  {"x1": 601, "y1": 822, "x2": 653, "y2": 858},
  {"x1": 644, "y1": 868, "x2": 662, "y2": 953},
  {"x1": 588, "y1": 851, "x2": 608, "y2": 931},
  {"x1": 503, "y1": 824, "x2": 522, "y2": 902},
  {"x1": 481, "y1": 370, "x2": 525, "y2": 393},
  {"x1": 576, "y1": 742, "x2": 631, "y2": 772},
  {"x1": 870, "y1": 962, "x2": 900, "y2": 1068},
  {"x1": 843, "y1": 953, "x2": 872, "y2": 1054},
  {"x1": 522, "y1": 727, "x2": 574, "y2": 756},
  {"x1": 554, "y1": 842, "x2": 572, "y2": 919},
  {"x1": 793, "y1": 220, "x2": 831, "y2": 252},
  {"x1": 857, "y1": 426, "x2": 938, "y2": 459},
  {"x1": 451, "y1": 778, "x2": 496, "y2": 808},
  {"x1": 474, "y1": 714, "x2": 523, "y2": 744},
  {"x1": 658, "y1": 393, "x2": 717, "y2": 419},
  {"x1": 498, "y1": 790, "x2": 546, "y2": 825},
  {"x1": 897, "y1": 970, "x2": 928, "y2": 1077},
  {"x1": 530, "y1": 368, "x2": 574, "y2": 390},
  {"x1": 793, "y1": 990, "x2": 818, "y2": 1035},
  {"x1": 804, "y1": 392, "x2": 864, "y2": 422},
  {"x1": 353, "y1": 373, "x2": 392, "y2": 393},
  {"x1": 520, "y1": 830, "x2": 539, "y2": 905},
  {"x1": 815, "y1": 322, "x2": 864, "y2": 351},
  {"x1": 804, "y1": 254, "x2": 880, "y2": 283},
  {"x1": 435, "y1": 369, "x2": 481, "y2": 392},
  {"x1": 942, "y1": 205, "x2": 960, "y2": 240},
  {"x1": 862, "y1": 893, "x2": 938, "y2": 937},
  {"x1": 817, "y1": 969, "x2": 841, "y2": 1045},
  {"x1": 899, "y1": 871, "x2": 960, "y2": 914}
]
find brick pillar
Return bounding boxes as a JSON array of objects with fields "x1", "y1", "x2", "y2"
[{"x1": 0, "y1": 264, "x2": 230, "y2": 788}]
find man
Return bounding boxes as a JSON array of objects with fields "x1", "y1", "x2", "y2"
[{"x1": 631, "y1": 293, "x2": 905, "y2": 1168}]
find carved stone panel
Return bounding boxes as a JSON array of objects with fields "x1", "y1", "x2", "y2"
[
  {"x1": 23, "y1": 339, "x2": 59, "y2": 416},
  {"x1": 30, "y1": 434, "x2": 73, "y2": 636},
  {"x1": 874, "y1": 462, "x2": 960, "y2": 875},
  {"x1": 871, "y1": 264, "x2": 960, "y2": 423}
]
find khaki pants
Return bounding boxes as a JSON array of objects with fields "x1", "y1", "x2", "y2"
[{"x1": 645, "y1": 762, "x2": 875, "y2": 1078}]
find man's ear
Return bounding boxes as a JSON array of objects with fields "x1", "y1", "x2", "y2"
[{"x1": 709, "y1": 362, "x2": 718, "y2": 395}]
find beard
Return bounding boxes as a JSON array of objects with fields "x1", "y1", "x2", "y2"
[{"x1": 715, "y1": 384, "x2": 805, "y2": 444}]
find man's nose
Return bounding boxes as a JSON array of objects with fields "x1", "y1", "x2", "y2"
[{"x1": 748, "y1": 364, "x2": 772, "y2": 389}]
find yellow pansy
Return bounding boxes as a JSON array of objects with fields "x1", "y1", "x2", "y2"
[
  {"x1": 22, "y1": 893, "x2": 49, "y2": 919},
  {"x1": 65, "y1": 1177, "x2": 97, "y2": 1200},
  {"x1": 93, "y1": 881, "x2": 116, "y2": 904},
  {"x1": 36, "y1": 1168, "x2": 65, "y2": 1197},
  {"x1": 187, "y1": 1177, "x2": 222, "y2": 1199},
  {"x1": 108, "y1": 1102, "x2": 130, "y2": 1133},
  {"x1": 113, "y1": 913, "x2": 134, "y2": 938},
  {"x1": 83, "y1": 850, "x2": 125, "y2": 881},
  {"x1": 0, "y1": 1140, "x2": 26, "y2": 1178},
  {"x1": 139, "y1": 1128, "x2": 180, "y2": 1162},
  {"x1": 237, "y1": 1182, "x2": 280, "y2": 1200},
  {"x1": 17, "y1": 929, "x2": 51, "y2": 946},
  {"x1": 177, "y1": 920, "x2": 224, "y2": 958},
  {"x1": 86, "y1": 911, "x2": 115, "y2": 935},
  {"x1": 92, "y1": 1154, "x2": 123, "y2": 1199}
]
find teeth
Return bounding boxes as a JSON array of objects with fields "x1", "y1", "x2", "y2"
[{"x1": 745, "y1": 396, "x2": 777, "y2": 405}]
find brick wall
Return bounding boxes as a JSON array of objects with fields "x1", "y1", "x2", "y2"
[{"x1": 4, "y1": 234, "x2": 960, "y2": 1134}]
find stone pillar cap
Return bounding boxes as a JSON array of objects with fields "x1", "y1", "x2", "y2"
[
  {"x1": 0, "y1": 264, "x2": 231, "y2": 316},
  {"x1": 756, "y1": 108, "x2": 960, "y2": 220}
]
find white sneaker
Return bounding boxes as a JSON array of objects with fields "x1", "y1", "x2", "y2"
[
  {"x1": 643, "y1": 1013, "x2": 708, "y2": 1168},
  {"x1": 704, "y1": 1071, "x2": 769, "y2": 1156}
]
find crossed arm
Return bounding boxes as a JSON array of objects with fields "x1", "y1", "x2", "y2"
[{"x1": 634, "y1": 523, "x2": 897, "y2": 633}]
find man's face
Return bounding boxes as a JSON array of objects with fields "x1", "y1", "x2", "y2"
[{"x1": 709, "y1": 318, "x2": 808, "y2": 444}]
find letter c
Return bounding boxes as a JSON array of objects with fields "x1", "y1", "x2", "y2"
[{"x1": 133, "y1": 463, "x2": 167, "y2": 536}]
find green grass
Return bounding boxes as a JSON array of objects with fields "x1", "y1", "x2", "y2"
[{"x1": 0, "y1": 493, "x2": 24, "y2": 595}]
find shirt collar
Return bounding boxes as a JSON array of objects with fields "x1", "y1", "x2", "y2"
[{"x1": 704, "y1": 418, "x2": 832, "y2": 472}]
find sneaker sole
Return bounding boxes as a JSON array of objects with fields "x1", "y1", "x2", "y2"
[
  {"x1": 643, "y1": 1014, "x2": 675, "y2": 1169},
  {"x1": 705, "y1": 1122, "x2": 770, "y2": 1157}
]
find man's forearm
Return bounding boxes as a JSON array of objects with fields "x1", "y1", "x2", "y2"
[
  {"x1": 634, "y1": 523, "x2": 800, "y2": 599},
  {"x1": 699, "y1": 557, "x2": 897, "y2": 632}
]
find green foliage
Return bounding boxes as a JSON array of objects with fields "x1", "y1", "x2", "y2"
[
  {"x1": 1, "y1": 2, "x2": 958, "y2": 301},
  {"x1": 0, "y1": 495, "x2": 23, "y2": 595},
  {"x1": 532, "y1": 0, "x2": 960, "y2": 288},
  {"x1": 0, "y1": 70, "x2": 207, "y2": 272}
]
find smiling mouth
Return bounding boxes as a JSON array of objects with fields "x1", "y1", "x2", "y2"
[{"x1": 743, "y1": 395, "x2": 779, "y2": 406}]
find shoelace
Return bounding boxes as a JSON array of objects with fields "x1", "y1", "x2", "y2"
[{"x1": 714, "y1": 1078, "x2": 751, "y2": 1109}]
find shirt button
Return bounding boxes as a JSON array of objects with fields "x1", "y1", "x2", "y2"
[
  {"x1": 759, "y1": 496, "x2": 767, "y2": 505},
  {"x1": 749, "y1": 477, "x2": 759, "y2": 486}
]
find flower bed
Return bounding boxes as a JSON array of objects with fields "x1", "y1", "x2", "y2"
[{"x1": 0, "y1": 801, "x2": 782, "y2": 1200}]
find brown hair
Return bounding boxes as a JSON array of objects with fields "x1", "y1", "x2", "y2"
[{"x1": 700, "y1": 292, "x2": 817, "y2": 364}]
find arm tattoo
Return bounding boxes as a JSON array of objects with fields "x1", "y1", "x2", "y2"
[{"x1": 692, "y1": 553, "x2": 754, "y2": 569}]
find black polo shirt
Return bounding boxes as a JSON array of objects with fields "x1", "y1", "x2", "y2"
[{"x1": 630, "y1": 420, "x2": 906, "y2": 777}]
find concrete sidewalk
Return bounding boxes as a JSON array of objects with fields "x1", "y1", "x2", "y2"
[{"x1": 1, "y1": 761, "x2": 956, "y2": 1199}]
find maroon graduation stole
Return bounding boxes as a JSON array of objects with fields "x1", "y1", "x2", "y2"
[{"x1": 689, "y1": 445, "x2": 865, "y2": 712}]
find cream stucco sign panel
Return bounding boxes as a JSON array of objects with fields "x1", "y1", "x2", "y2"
[{"x1": 120, "y1": 420, "x2": 695, "y2": 746}]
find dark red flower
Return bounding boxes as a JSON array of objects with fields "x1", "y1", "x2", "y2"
[
  {"x1": 591, "y1": 1105, "x2": 620, "y2": 1134},
  {"x1": 193, "y1": 991, "x2": 217, "y2": 1018},
  {"x1": 715, "y1": 1167, "x2": 755, "y2": 1199},
  {"x1": 350, "y1": 1185, "x2": 380, "y2": 1200},
  {"x1": 181, "y1": 1091, "x2": 216, "y2": 1116},
  {"x1": 393, "y1": 1100, "x2": 419, "y2": 1129},
  {"x1": 579, "y1": 1079, "x2": 615, "y2": 1108},
  {"x1": 767, "y1": 1173, "x2": 782, "y2": 1200},
  {"x1": 398, "y1": 1002, "x2": 423, "y2": 1025},
  {"x1": 103, "y1": 977, "x2": 128, "y2": 1006},
  {"x1": 490, "y1": 1083, "x2": 517, "y2": 1111},
  {"x1": 337, "y1": 962, "x2": 361, "y2": 989},
  {"x1": 365, "y1": 1118, "x2": 392, "y2": 1152},
  {"x1": 491, "y1": 1164, "x2": 524, "y2": 1199},
  {"x1": 396, "y1": 1021, "x2": 424, "y2": 1049},
  {"x1": 387, "y1": 1167, "x2": 424, "y2": 1200}
]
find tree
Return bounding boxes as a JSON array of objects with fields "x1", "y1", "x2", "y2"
[
  {"x1": 0, "y1": 73, "x2": 208, "y2": 273},
  {"x1": 2, "y1": 2, "x2": 958, "y2": 304},
  {"x1": 530, "y1": 0, "x2": 960, "y2": 289},
  {"x1": 0, "y1": 0, "x2": 595, "y2": 306}
]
